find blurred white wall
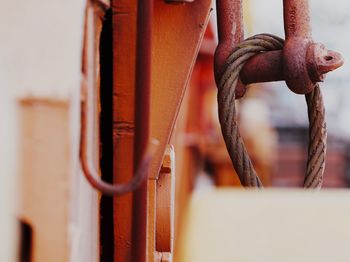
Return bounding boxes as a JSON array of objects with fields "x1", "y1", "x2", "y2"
[{"x1": 0, "y1": 0, "x2": 98, "y2": 261}]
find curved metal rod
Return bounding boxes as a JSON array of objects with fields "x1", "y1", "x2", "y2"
[
  {"x1": 80, "y1": 4, "x2": 158, "y2": 196},
  {"x1": 79, "y1": 82, "x2": 159, "y2": 196}
]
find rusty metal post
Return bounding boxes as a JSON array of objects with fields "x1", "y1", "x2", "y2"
[
  {"x1": 131, "y1": 0, "x2": 154, "y2": 260},
  {"x1": 214, "y1": 0, "x2": 247, "y2": 98},
  {"x1": 283, "y1": 0, "x2": 317, "y2": 93},
  {"x1": 214, "y1": 0, "x2": 243, "y2": 77},
  {"x1": 80, "y1": 0, "x2": 157, "y2": 196},
  {"x1": 284, "y1": 0, "x2": 311, "y2": 39}
]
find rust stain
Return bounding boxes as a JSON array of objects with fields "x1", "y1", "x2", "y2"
[
  {"x1": 19, "y1": 97, "x2": 69, "y2": 107},
  {"x1": 113, "y1": 121, "x2": 135, "y2": 137}
]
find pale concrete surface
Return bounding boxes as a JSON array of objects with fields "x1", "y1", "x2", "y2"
[
  {"x1": 0, "y1": 0, "x2": 98, "y2": 261},
  {"x1": 179, "y1": 189, "x2": 350, "y2": 262}
]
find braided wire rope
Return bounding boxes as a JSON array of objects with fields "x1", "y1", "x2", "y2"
[{"x1": 217, "y1": 33, "x2": 327, "y2": 188}]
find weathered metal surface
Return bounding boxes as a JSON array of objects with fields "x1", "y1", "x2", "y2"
[
  {"x1": 147, "y1": 146, "x2": 175, "y2": 261},
  {"x1": 112, "y1": 0, "x2": 206, "y2": 259},
  {"x1": 80, "y1": 86, "x2": 158, "y2": 195},
  {"x1": 149, "y1": 0, "x2": 212, "y2": 180},
  {"x1": 156, "y1": 146, "x2": 175, "y2": 253},
  {"x1": 80, "y1": 1, "x2": 158, "y2": 196},
  {"x1": 131, "y1": 0, "x2": 154, "y2": 260},
  {"x1": 165, "y1": 0, "x2": 195, "y2": 3},
  {"x1": 282, "y1": 0, "x2": 343, "y2": 94},
  {"x1": 112, "y1": 0, "x2": 138, "y2": 260},
  {"x1": 214, "y1": 0, "x2": 246, "y2": 98},
  {"x1": 149, "y1": 3, "x2": 212, "y2": 260},
  {"x1": 147, "y1": 178, "x2": 157, "y2": 262},
  {"x1": 215, "y1": 0, "x2": 344, "y2": 95},
  {"x1": 240, "y1": 45, "x2": 343, "y2": 87},
  {"x1": 240, "y1": 50, "x2": 284, "y2": 85}
]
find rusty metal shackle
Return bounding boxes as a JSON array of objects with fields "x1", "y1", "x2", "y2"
[
  {"x1": 214, "y1": 0, "x2": 344, "y2": 96},
  {"x1": 214, "y1": 0, "x2": 343, "y2": 188}
]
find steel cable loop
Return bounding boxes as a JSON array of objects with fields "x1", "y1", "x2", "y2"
[
  {"x1": 217, "y1": 33, "x2": 326, "y2": 188},
  {"x1": 304, "y1": 85, "x2": 327, "y2": 188}
]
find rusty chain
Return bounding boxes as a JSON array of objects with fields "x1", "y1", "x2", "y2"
[{"x1": 218, "y1": 33, "x2": 326, "y2": 188}]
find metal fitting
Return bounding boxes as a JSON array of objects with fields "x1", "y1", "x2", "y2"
[
  {"x1": 215, "y1": 0, "x2": 344, "y2": 97},
  {"x1": 282, "y1": 0, "x2": 343, "y2": 94}
]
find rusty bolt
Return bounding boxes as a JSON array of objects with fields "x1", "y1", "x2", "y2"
[{"x1": 306, "y1": 43, "x2": 344, "y2": 83}]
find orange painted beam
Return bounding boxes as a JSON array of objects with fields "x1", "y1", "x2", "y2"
[
  {"x1": 149, "y1": 0, "x2": 213, "y2": 180},
  {"x1": 112, "y1": 1, "x2": 212, "y2": 261},
  {"x1": 112, "y1": 0, "x2": 137, "y2": 261}
]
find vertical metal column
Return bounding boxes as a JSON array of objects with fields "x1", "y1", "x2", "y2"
[
  {"x1": 214, "y1": 0, "x2": 247, "y2": 97},
  {"x1": 131, "y1": 0, "x2": 154, "y2": 260}
]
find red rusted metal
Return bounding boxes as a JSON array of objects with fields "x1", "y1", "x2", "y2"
[
  {"x1": 240, "y1": 46, "x2": 343, "y2": 87},
  {"x1": 305, "y1": 43, "x2": 344, "y2": 83},
  {"x1": 215, "y1": 0, "x2": 344, "y2": 95},
  {"x1": 165, "y1": 0, "x2": 194, "y2": 3},
  {"x1": 131, "y1": 0, "x2": 154, "y2": 260},
  {"x1": 214, "y1": 0, "x2": 247, "y2": 98},
  {"x1": 240, "y1": 50, "x2": 284, "y2": 85},
  {"x1": 282, "y1": 0, "x2": 342, "y2": 94}
]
